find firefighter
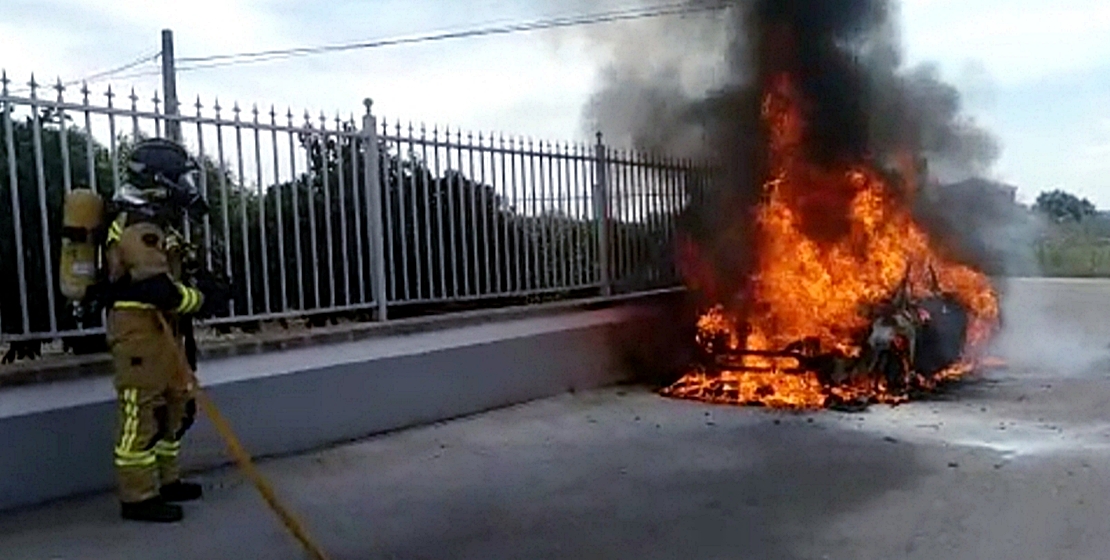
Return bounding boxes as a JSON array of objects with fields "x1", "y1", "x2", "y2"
[{"x1": 100, "y1": 138, "x2": 226, "y2": 523}]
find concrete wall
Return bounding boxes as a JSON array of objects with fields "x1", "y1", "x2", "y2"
[{"x1": 0, "y1": 306, "x2": 642, "y2": 512}]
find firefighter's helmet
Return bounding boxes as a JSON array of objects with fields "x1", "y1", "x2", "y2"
[{"x1": 115, "y1": 138, "x2": 207, "y2": 217}]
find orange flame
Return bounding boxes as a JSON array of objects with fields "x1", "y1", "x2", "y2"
[{"x1": 664, "y1": 73, "x2": 1000, "y2": 408}]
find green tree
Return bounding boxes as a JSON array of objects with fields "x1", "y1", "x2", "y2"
[{"x1": 1034, "y1": 189, "x2": 1096, "y2": 223}]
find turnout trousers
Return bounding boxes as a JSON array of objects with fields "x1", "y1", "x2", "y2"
[{"x1": 107, "y1": 307, "x2": 197, "y2": 504}]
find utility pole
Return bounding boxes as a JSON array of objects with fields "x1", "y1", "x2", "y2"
[{"x1": 161, "y1": 29, "x2": 181, "y2": 142}]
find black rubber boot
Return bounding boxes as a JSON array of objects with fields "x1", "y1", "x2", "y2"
[
  {"x1": 160, "y1": 481, "x2": 203, "y2": 502},
  {"x1": 120, "y1": 497, "x2": 184, "y2": 523}
]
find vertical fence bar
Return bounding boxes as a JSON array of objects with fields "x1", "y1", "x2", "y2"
[
  {"x1": 395, "y1": 121, "x2": 412, "y2": 301},
  {"x1": 379, "y1": 120, "x2": 396, "y2": 303},
  {"x1": 80, "y1": 84, "x2": 97, "y2": 194},
  {"x1": 556, "y1": 142, "x2": 569, "y2": 290},
  {"x1": 129, "y1": 88, "x2": 140, "y2": 141},
  {"x1": 304, "y1": 111, "x2": 321, "y2": 309},
  {"x1": 362, "y1": 99, "x2": 387, "y2": 320},
  {"x1": 673, "y1": 158, "x2": 685, "y2": 281},
  {"x1": 556, "y1": 142, "x2": 566, "y2": 290},
  {"x1": 538, "y1": 140, "x2": 550, "y2": 290},
  {"x1": 107, "y1": 87, "x2": 120, "y2": 194},
  {"x1": 334, "y1": 114, "x2": 351, "y2": 305},
  {"x1": 547, "y1": 141, "x2": 558, "y2": 290},
  {"x1": 233, "y1": 104, "x2": 254, "y2": 314},
  {"x1": 443, "y1": 127, "x2": 458, "y2": 298},
  {"x1": 287, "y1": 109, "x2": 304, "y2": 310},
  {"x1": 269, "y1": 107, "x2": 287, "y2": 311},
  {"x1": 152, "y1": 93, "x2": 163, "y2": 140},
  {"x1": 432, "y1": 126, "x2": 447, "y2": 299},
  {"x1": 478, "y1": 133, "x2": 492, "y2": 296},
  {"x1": 489, "y1": 135, "x2": 502, "y2": 295},
  {"x1": 542, "y1": 141, "x2": 555, "y2": 290},
  {"x1": 252, "y1": 106, "x2": 271, "y2": 313},
  {"x1": 3, "y1": 73, "x2": 31, "y2": 333},
  {"x1": 29, "y1": 77, "x2": 59, "y2": 334},
  {"x1": 54, "y1": 81, "x2": 72, "y2": 194},
  {"x1": 215, "y1": 101, "x2": 233, "y2": 314},
  {"x1": 577, "y1": 142, "x2": 588, "y2": 287},
  {"x1": 636, "y1": 149, "x2": 648, "y2": 286},
  {"x1": 195, "y1": 99, "x2": 213, "y2": 271},
  {"x1": 461, "y1": 131, "x2": 474, "y2": 297},
  {"x1": 351, "y1": 116, "x2": 366, "y2": 304},
  {"x1": 593, "y1": 133, "x2": 611, "y2": 296},
  {"x1": 500, "y1": 135, "x2": 513, "y2": 293},
  {"x1": 516, "y1": 137, "x2": 527, "y2": 294},
  {"x1": 619, "y1": 150, "x2": 632, "y2": 288},
  {"x1": 612, "y1": 151, "x2": 623, "y2": 288},
  {"x1": 419, "y1": 124, "x2": 433, "y2": 300},
  {"x1": 526, "y1": 137, "x2": 538, "y2": 291},
  {"x1": 319, "y1": 113, "x2": 336, "y2": 307},
  {"x1": 626, "y1": 149, "x2": 634, "y2": 286},
  {"x1": 647, "y1": 153, "x2": 661, "y2": 283},
  {"x1": 569, "y1": 143, "x2": 582, "y2": 288}
]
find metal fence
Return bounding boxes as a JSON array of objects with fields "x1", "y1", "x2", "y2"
[{"x1": 0, "y1": 71, "x2": 706, "y2": 344}]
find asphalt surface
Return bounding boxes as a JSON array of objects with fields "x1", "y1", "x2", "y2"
[{"x1": 3, "y1": 277, "x2": 1110, "y2": 560}]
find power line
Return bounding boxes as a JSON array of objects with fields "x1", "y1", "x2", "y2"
[
  {"x1": 76, "y1": 52, "x2": 161, "y2": 86},
  {"x1": 6, "y1": 3, "x2": 730, "y2": 92},
  {"x1": 6, "y1": 51, "x2": 161, "y2": 96},
  {"x1": 175, "y1": 2, "x2": 730, "y2": 71}
]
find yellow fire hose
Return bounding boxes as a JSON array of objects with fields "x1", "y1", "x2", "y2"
[{"x1": 156, "y1": 314, "x2": 331, "y2": 560}]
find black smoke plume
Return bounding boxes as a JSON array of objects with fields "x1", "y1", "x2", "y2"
[{"x1": 580, "y1": 0, "x2": 1003, "y2": 296}]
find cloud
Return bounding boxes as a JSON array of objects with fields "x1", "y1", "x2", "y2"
[{"x1": 900, "y1": 0, "x2": 1110, "y2": 86}]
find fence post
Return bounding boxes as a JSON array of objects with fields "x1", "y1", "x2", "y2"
[
  {"x1": 593, "y1": 131, "x2": 611, "y2": 297},
  {"x1": 362, "y1": 99, "x2": 388, "y2": 320}
]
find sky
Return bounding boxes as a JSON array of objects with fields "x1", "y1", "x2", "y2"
[{"x1": 1, "y1": 0, "x2": 1108, "y2": 207}]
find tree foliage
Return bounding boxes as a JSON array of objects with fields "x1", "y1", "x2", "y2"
[{"x1": 1034, "y1": 189, "x2": 1096, "y2": 223}]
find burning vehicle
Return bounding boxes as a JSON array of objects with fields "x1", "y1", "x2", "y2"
[{"x1": 660, "y1": 1, "x2": 1001, "y2": 409}]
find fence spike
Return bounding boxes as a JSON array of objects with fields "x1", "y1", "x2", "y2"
[
  {"x1": 194, "y1": 95, "x2": 203, "y2": 112},
  {"x1": 27, "y1": 74, "x2": 42, "y2": 100},
  {"x1": 213, "y1": 96, "x2": 221, "y2": 114},
  {"x1": 80, "y1": 82, "x2": 89, "y2": 104},
  {"x1": 105, "y1": 84, "x2": 114, "y2": 106},
  {"x1": 1, "y1": 70, "x2": 9, "y2": 95},
  {"x1": 128, "y1": 87, "x2": 138, "y2": 108},
  {"x1": 53, "y1": 77, "x2": 65, "y2": 100}
]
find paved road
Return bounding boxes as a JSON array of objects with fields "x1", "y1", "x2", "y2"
[{"x1": 3, "y1": 278, "x2": 1110, "y2": 559}]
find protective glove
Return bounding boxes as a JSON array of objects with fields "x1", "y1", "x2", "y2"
[
  {"x1": 78, "y1": 281, "x2": 116, "y2": 319},
  {"x1": 192, "y1": 269, "x2": 232, "y2": 319}
]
